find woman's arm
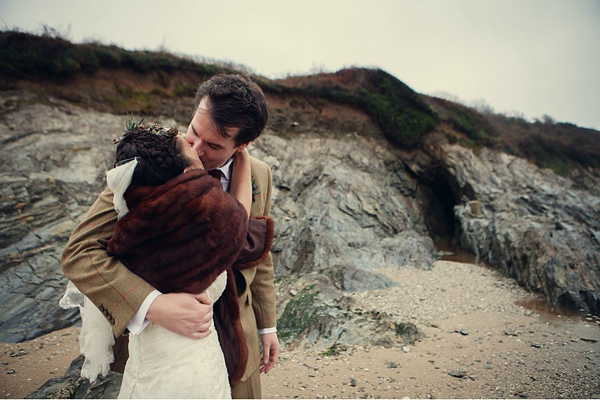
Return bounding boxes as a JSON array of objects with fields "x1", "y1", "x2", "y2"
[{"x1": 230, "y1": 147, "x2": 252, "y2": 217}]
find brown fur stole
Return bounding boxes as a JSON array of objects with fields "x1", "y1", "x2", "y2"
[{"x1": 106, "y1": 168, "x2": 274, "y2": 385}]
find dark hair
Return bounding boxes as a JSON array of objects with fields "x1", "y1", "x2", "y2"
[
  {"x1": 193, "y1": 74, "x2": 268, "y2": 146},
  {"x1": 115, "y1": 125, "x2": 190, "y2": 186}
]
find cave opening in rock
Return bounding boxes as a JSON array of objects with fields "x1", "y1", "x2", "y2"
[{"x1": 419, "y1": 170, "x2": 459, "y2": 240}]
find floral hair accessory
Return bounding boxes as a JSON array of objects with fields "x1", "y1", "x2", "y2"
[{"x1": 113, "y1": 117, "x2": 178, "y2": 145}]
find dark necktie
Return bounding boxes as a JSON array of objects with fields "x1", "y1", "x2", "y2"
[{"x1": 208, "y1": 169, "x2": 223, "y2": 181}]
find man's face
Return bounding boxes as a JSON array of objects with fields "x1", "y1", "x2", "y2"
[{"x1": 185, "y1": 98, "x2": 245, "y2": 171}]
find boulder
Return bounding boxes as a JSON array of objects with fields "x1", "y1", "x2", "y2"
[{"x1": 26, "y1": 355, "x2": 122, "y2": 399}]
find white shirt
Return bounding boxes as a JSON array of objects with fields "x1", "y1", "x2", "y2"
[{"x1": 128, "y1": 158, "x2": 276, "y2": 335}]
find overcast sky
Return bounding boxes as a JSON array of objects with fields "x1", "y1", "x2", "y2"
[{"x1": 2, "y1": 0, "x2": 599, "y2": 130}]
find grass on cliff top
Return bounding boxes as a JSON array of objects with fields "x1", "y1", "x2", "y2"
[
  {"x1": 1, "y1": 29, "x2": 439, "y2": 148},
  {"x1": 259, "y1": 68, "x2": 440, "y2": 148},
  {"x1": 3, "y1": 30, "x2": 598, "y2": 175},
  {"x1": 497, "y1": 117, "x2": 600, "y2": 173},
  {"x1": 426, "y1": 96, "x2": 500, "y2": 147},
  {"x1": 0, "y1": 30, "x2": 233, "y2": 79},
  {"x1": 425, "y1": 95, "x2": 600, "y2": 176}
]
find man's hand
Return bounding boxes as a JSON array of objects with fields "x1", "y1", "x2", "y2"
[
  {"x1": 146, "y1": 292, "x2": 213, "y2": 339},
  {"x1": 260, "y1": 332, "x2": 280, "y2": 374}
]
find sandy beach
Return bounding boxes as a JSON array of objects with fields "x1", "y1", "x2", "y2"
[{"x1": 2, "y1": 260, "x2": 599, "y2": 399}]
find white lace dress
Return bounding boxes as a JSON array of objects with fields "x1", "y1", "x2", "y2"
[{"x1": 118, "y1": 271, "x2": 231, "y2": 399}]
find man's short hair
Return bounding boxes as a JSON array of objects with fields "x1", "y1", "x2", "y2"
[{"x1": 193, "y1": 74, "x2": 269, "y2": 146}]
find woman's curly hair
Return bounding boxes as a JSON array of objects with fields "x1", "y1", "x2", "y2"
[{"x1": 114, "y1": 122, "x2": 191, "y2": 186}]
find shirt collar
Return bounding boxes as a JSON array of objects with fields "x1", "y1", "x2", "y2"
[{"x1": 215, "y1": 157, "x2": 234, "y2": 183}]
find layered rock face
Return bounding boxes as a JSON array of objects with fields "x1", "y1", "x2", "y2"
[
  {"x1": 260, "y1": 103, "x2": 600, "y2": 315},
  {"x1": 1, "y1": 92, "x2": 118, "y2": 342},
  {"x1": 1, "y1": 89, "x2": 599, "y2": 349},
  {"x1": 253, "y1": 122, "x2": 436, "y2": 277},
  {"x1": 435, "y1": 141, "x2": 599, "y2": 313}
]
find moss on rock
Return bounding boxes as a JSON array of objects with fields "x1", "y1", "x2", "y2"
[{"x1": 277, "y1": 287, "x2": 332, "y2": 342}]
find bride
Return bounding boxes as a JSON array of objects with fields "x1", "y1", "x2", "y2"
[{"x1": 62, "y1": 122, "x2": 273, "y2": 399}]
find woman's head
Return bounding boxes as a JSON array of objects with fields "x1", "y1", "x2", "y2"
[{"x1": 115, "y1": 122, "x2": 200, "y2": 186}]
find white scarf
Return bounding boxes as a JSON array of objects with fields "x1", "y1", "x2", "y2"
[
  {"x1": 106, "y1": 157, "x2": 139, "y2": 219},
  {"x1": 58, "y1": 159, "x2": 139, "y2": 382}
]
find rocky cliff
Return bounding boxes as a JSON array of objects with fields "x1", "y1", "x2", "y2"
[
  {"x1": 432, "y1": 137, "x2": 600, "y2": 313},
  {"x1": 1, "y1": 67, "x2": 599, "y2": 349}
]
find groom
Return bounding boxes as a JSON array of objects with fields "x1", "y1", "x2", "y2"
[{"x1": 61, "y1": 74, "x2": 279, "y2": 398}]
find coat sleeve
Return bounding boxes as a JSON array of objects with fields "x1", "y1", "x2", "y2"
[
  {"x1": 248, "y1": 160, "x2": 278, "y2": 330},
  {"x1": 61, "y1": 187, "x2": 156, "y2": 337},
  {"x1": 234, "y1": 217, "x2": 274, "y2": 269}
]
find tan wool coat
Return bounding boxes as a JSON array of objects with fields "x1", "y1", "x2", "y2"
[{"x1": 61, "y1": 156, "x2": 277, "y2": 383}]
